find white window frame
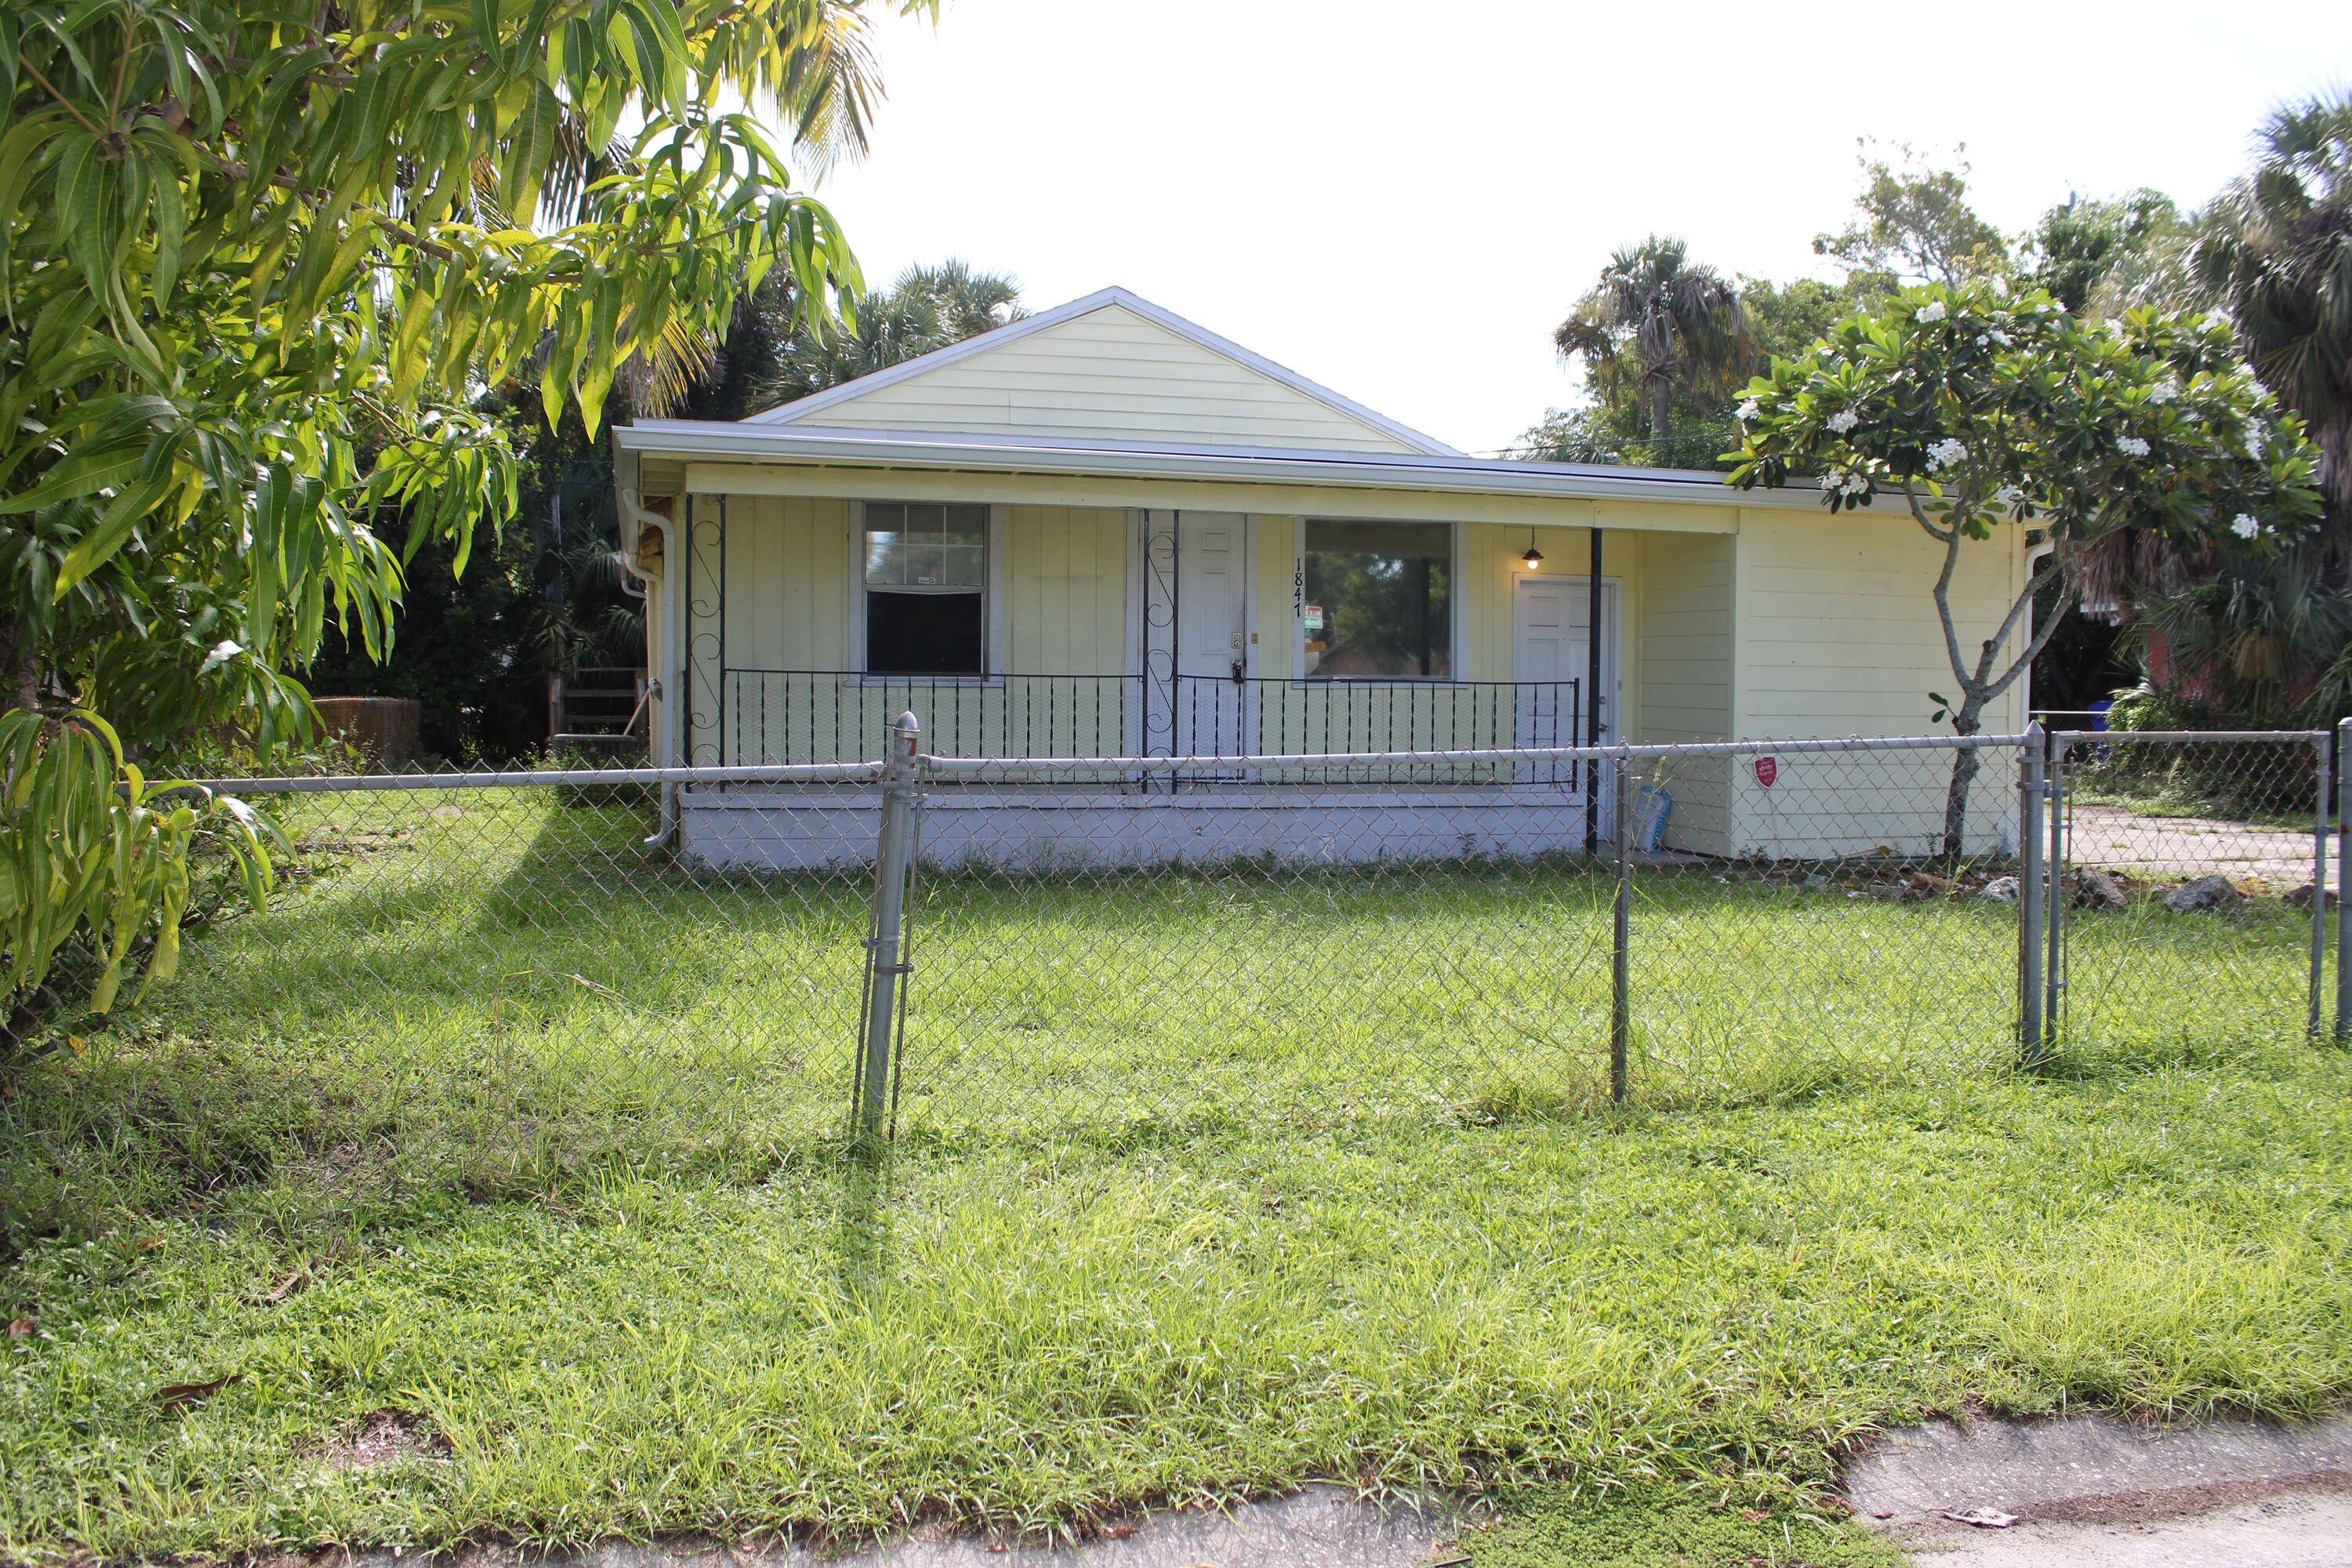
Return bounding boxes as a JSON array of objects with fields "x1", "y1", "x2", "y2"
[
  {"x1": 848, "y1": 499, "x2": 1006, "y2": 684},
  {"x1": 1291, "y1": 517, "x2": 1466, "y2": 685}
]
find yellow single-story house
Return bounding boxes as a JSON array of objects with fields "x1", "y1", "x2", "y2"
[{"x1": 611, "y1": 287, "x2": 2027, "y2": 863}]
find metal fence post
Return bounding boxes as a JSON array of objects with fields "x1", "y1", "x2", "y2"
[
  {"x1": 2339, "y1": 718, "x2": 2351, "y2": 1044},
  {"x1": 855, "y1": 711, "x2": 921, "y2": 1139},
  {"x1": 1611, "y1": 750, "x2": 1632, "y2": 1105},
  {"x1": 2045, "y1": 732, "x2": 2066, "y2": 1036},
  {"x1": 2313, "y1": 731, "x2": 2332, "y2": 1040},
  {"x1": 2019, "y1": 727, "x2": 2047, "y2": 1065}
]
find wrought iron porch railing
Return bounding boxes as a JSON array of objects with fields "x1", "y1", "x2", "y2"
[{"x1": 703, "y1": 670, "x2": 1581, "y2": 786}]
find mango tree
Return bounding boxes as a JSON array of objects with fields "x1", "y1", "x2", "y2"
[{"x1": 1, "y1": 0, "x2": 927, "y2": 1020}]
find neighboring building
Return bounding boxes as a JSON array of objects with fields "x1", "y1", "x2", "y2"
[{"x1": 612, "y1": 287, "x2": 2027, "y2": 864}]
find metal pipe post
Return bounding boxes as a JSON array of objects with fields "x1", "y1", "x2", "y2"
[
  {"x1": 2045, "y1": 733, "x2": 2066, "y2": 1036},
  {"x1": 857, "y1": 711, "x2": 922, "y2": 1138},
  {"x1": 2339, "y1": 718, "x2": 2351, "y2": 1043},
  {"x1": 2019, "y1": 726, "x2": 2047, "y2": 1065},
  {"x1": 1611, "y1": 750, "x2": 1632, "y2": 1105},
  {"x1": 2313, "y1": 731, "x2": 2332, "y2": 1040}
]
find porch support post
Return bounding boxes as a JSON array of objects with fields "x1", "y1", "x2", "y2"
[{"x1": 1584, "y1": 526, "x2": 1602, "y2": 856}]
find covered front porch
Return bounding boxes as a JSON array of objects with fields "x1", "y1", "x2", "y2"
[{"x1": 613, "y1": 425, "x2": 1780, "y2": 862}]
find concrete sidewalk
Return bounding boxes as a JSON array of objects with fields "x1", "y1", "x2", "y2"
[{"x1": 1846, "y1": 1412, "x2": 2352, "y2": 1566}]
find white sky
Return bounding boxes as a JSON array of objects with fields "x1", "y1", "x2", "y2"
[{"x1": 797, "y1": 1, "x2": 2350, "y2": 456}]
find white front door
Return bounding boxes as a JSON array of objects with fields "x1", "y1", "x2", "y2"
[
  {"x1": 1514, "y1": 576, "x2": 1617, "y2": 791},
  {"x1": 1174, "y1": 513, "x2": 1250, "y2": 759}
]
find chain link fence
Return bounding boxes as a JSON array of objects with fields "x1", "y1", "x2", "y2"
[
  {"x1": 3, "y1": 724, "x2": 2341, "y2": 1244},
  {"x1": 2049, "y1": 728, "x2": 2335, "y2": 1058}
]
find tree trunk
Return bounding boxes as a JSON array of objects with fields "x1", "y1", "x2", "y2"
[
  {"x1": 1650, "y1": 377, "x2": 1673, "y2": 452},
  {"x1": 1942, "y1": 698, "x2": 1989, "y2": 862},
  {"x1": 0, "y1": 617, "x2": 36, "y2": 713}
]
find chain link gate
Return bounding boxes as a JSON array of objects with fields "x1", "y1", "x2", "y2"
[{"x1": 2035, "y1": 725, "x2": 2341, "y2": 1057}]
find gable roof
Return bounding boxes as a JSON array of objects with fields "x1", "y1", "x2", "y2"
[{"x1": 744, "y1": 285, "x2": 1461, "y2": 457}]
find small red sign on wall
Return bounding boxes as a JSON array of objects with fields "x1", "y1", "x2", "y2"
[{"x1": 1753, "y1": 756, "x2": 1779, "y2": 788}]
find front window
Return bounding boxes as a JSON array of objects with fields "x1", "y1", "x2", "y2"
[
  {"x1": 864, "y1": 502, "x2": 987, "y2": 673},
  {"x1": 1301, "y1": 520, "x2": 1452, "y2": 677}
]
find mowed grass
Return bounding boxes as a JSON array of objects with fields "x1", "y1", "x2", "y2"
[{"x1": 2, "y1": 790, "x2": 2347, "y2": 1559}]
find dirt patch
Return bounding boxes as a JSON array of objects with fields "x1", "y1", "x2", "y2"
[
  {"x1": 313, "y1": 1409, "x2": 449, "y2": 1472},
  {"x1": 2031, "y1": 1467, "x2": 2352, "y2": 1526}
]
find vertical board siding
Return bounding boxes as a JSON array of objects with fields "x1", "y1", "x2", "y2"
[
  {"x1": 1635, "y1": 532, "x2": 1736, "y2": 855},
  {"x1": 779, "y1": 305, "x2": 1421, "y2": 453},
  {"x1": 702, "y1": 495, "x2": 1131, "y2": 764},
  {"x1": 1004, "y1": 506, "x2": 1127, "y2": 675},
  {"x1": 708, "y1": 495, "x2": 855, "y2": 763}
]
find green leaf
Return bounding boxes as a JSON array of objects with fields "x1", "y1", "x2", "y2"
[{"x1": 53, "y1": 475, "x2": 172, "y2": 596}]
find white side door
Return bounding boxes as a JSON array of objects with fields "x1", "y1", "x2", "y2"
[
  {"x1": 1174, "y1": 514, "x2": 1250, "y2": 762},
  {"x1": 1513, "y1": 577, "x2": 1616, "y2": 792}
]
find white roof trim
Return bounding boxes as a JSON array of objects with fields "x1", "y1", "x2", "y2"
[
  {"x1": 617, "y1": 419, "x2": 1839, "y2": 509},
  {"x1": 742, "y1": 285, "x2": 1463, "y2": 458}
]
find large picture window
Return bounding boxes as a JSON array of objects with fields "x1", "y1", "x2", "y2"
[
  {"x1": 863, "y1": 503, "x2": 988, "y2": 674},
  {"x1": 1301, "y1": 521, "x2": 1452, "y2": 678}
]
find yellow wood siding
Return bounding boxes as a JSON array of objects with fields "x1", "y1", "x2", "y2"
[
  {"x1": 1003, "y1": 506, "x2": 1127, "y2": 675},
  {"x1": 779, "y1": 305, "x2": 1422, "y2": 453},
  {"x1": 1726, "y1": 508, "x2": 2027, "y2": 857},
  {"x1": 685, "y1": 495, "x2": 1130, "y2": 763},
  {"x1": 1735, "y1": 508, "x2": 2025, "y2": 738},
  {"x1": 1252, "y1": 516, "x2": 1297, "y2": 681},
  {"x1": 1635, "y1": 532, "x2": 1737, "y2": 854}
]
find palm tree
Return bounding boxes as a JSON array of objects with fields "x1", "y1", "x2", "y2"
[
  {"x1": 757, "y1": 261, "x2": 1026, "y2": 406},
  {"x1": 2189, "y1": 91, "x2": 2352, "y2": 517},
  {"x1": 2110, "y1": 90, "x2": 2352, "y2": 724},
  {"x1": 1553, "y1": 238, "x2": 1753, "y2": 448}
]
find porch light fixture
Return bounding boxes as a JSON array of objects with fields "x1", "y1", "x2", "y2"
[{"x1": 1521, "y1": 530, "x2": 1544, "y2": 569}]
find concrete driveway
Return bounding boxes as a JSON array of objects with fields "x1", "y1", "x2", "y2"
[{"x1": 2067, "y1": 804, "x2": 2321, "y2": 885}]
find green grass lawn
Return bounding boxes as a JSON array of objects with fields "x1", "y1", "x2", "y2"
[{"x1": 2, "y1": 791, "x2": 2346, "y2": 1562}]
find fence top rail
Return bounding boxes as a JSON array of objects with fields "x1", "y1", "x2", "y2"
[
  {"x1": 2052, "y1": 728, "x2": 2326, "y2": 745},
  {"x1": 717, "y1": 667, "x2": 1577, "y2": 689},
  {"x1": 918, "y1": 731, "x2": 2031, "y2": 777},
  {"x1": 163, "y1": 760, "x2": 888, "y2": 796}
]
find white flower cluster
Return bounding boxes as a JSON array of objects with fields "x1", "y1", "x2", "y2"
[
  {"x1": 2247, "y1": 426, "x2": 2267, "y2": 459},
  {"x1": 2232, "y1": 514, "x2": 2263, "y2": 540},
  {"x1": 1990, "y1": 276, "x2": 2010, "y2": 297},
  {"x1": 1823, "y1": 468, "x2": 1871, "y2": 498},
  {"x1": 2147, "y1": 377, "x2": 2179, "y2": 405},
  {"x1": 1926, "y1": 437, "x2": 1969, "y2": 472},
  {"x1": 1826, "y1": 408, "x2": 1860, "y2": 434},
  {"x1": 1915, "y1": 301, "x2": 1948, "y2": 324},
  {"x1": 1995, "y1": 485, "x2": 2025, "y2": 507},
  {"x1": 1737, "y1": 399, "x2": 1760, "y2": 421},
  {"x1": 2116, "y1": 435, "x2": 2152, "y2": 458}
]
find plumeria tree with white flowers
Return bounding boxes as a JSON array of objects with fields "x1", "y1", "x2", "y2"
[{"x1": 1729, "y1": 281, "x2": 2324, "y2": 856}]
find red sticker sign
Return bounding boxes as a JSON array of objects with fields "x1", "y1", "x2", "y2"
[{"x1": 1753, "y1": 756, "x2": 1778, "y2": 788}]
